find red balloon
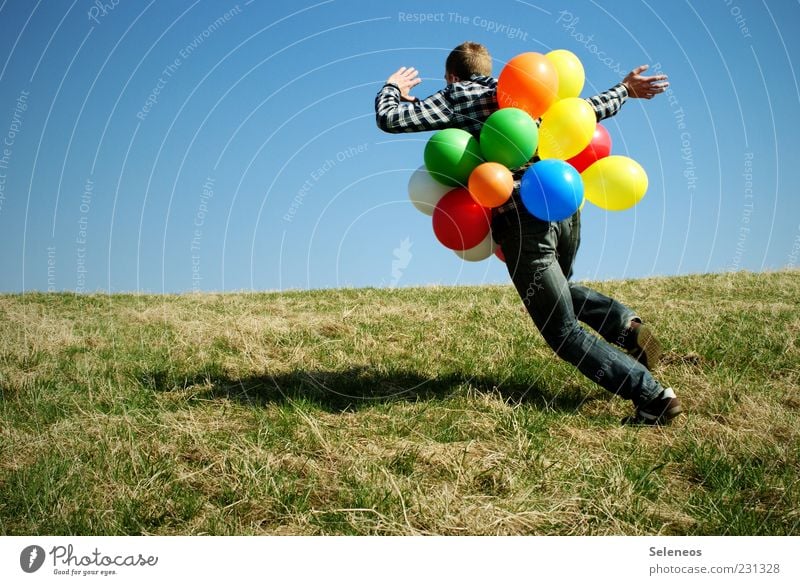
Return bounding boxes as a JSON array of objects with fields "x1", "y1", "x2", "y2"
[
  {"x1": 566, "y1": 124, "x2": 612, "y2": 173},
  {"x1": 432, "y1": 188, "x2": 491, "y2": 251},
  {"x1": 495, "y1": 246, "x2": 506, "y2": 263}
]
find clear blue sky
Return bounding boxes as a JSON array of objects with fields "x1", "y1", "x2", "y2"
[{"x1": 1, "y1": 0, "x2": 798, "y2": 293}]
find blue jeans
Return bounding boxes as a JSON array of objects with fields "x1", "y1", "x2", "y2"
[{"x1": 492, "y1": 209, "x2": 663, "y2": 405}]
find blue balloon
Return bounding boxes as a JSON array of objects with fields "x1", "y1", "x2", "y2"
[{"x1": 520, "y1": 159, "x2": 584, "y2": 222}]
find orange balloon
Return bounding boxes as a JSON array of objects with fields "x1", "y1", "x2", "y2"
[
  {"x1": 497, "y1": 53, "x2": 559, "y2": 119},
  {"x1": 468, "y1": 162, "x2": 514, "y2": 208}
]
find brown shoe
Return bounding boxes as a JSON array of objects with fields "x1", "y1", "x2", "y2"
[
  {"x1": 622, "y1": 388, "x2": 682, "y2": 426},
  {"x1": 628, "y1": 321, "x2": 661, "y2": 370}
]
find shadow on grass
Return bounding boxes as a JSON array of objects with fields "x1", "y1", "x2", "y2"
[{"x1": 138, "y1": 365, "x2": 598, "y2": 414}]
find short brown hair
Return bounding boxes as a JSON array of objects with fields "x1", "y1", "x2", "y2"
[{"x1": 445, "y1": 41, "x2": 492, "y2": 80}]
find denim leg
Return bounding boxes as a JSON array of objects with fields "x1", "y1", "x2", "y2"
[
  {"x1": 555, "y1": 210, "x2": 581, "y2": 281},
  {"x1": 554, "y1": 211, "x2": 639, "y2": 350},
  {"x1": 493, "y1": 212, "x2": 663, "y2": 405},
  {"x1": 570, "y1": 284, "x2": 638, "y2": 349}
]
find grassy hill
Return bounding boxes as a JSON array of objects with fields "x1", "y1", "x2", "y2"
[{"x1": 1, "y1": 271, "x2": 798, "y2": 535}]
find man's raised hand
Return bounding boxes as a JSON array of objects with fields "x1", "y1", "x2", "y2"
[
  {"x1": 387, "y1": 67, "x2": 422, "y2": 103},
  {"x1": 622, "y1": 65, "x2": 669, "y2": 99}
]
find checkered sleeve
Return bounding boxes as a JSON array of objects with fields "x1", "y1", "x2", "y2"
[
  {"x1": 584, "y1": 82, "x2": 629, "y2": 121},
  {"x1": 375, "y1": 83, "x2": 453, "y2": 133}
]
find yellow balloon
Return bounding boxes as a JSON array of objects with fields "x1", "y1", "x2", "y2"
[
  {"x1": 537, "y1": 97, "x2": 596, "y2": 160},
  {"x1": 546, "y1": 50, "x2": 585, "y2": 99},
  {"x1": 582, "y1": 156, "x2": 648, "y2": 211}
]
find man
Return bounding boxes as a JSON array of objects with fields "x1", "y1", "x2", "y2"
[{"x1": 375, "y1": 42, "x2": 680, "y2": 425}]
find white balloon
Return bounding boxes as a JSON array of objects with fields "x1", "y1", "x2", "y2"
[
  {"x1": 453, "y1": 232, "x2": 497, "y2": 262},
  {"x1": 408, "y1": 165, "x2": 450, "y2": 216}
]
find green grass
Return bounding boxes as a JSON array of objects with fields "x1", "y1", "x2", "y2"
[{"x1": 1, "y1": 271, "x2": 798, "y2": 535}]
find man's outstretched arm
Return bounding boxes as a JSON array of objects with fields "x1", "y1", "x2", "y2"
[
  {"x1": 375, "y1": 66, "x2": 453, "y2": 133},
  {"x1": 586, "y1": 64, "x2": 669, "y2": 121}
]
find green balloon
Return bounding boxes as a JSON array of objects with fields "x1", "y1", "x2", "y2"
[
  {"x1": 480, "y1": 108, "x2": 539, "y2": 169},
  {"x1": 424, "y1": 128, "x2": 484, "y2": 186}
]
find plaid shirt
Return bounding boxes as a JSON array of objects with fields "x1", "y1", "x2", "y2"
[{"x1": 375, "y1": 74, "x2": 629, "y2": 215}]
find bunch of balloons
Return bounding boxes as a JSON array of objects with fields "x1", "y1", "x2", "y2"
[{"x1": 407, "y1": 49, "x2": 649, "y2": 262}]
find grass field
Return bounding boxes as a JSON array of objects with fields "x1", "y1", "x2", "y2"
[{"x1": 1, "y1": 271, "x2": 798, "y2": 535}]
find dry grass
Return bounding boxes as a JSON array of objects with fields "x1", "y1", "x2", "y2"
[{"x1": 1, "y1": 270, "x2": 798, "y2": 535}]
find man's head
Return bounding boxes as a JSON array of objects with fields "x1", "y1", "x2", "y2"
[{"x1": 445, "y1": 41, "x2": 492, "y2": 83}]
